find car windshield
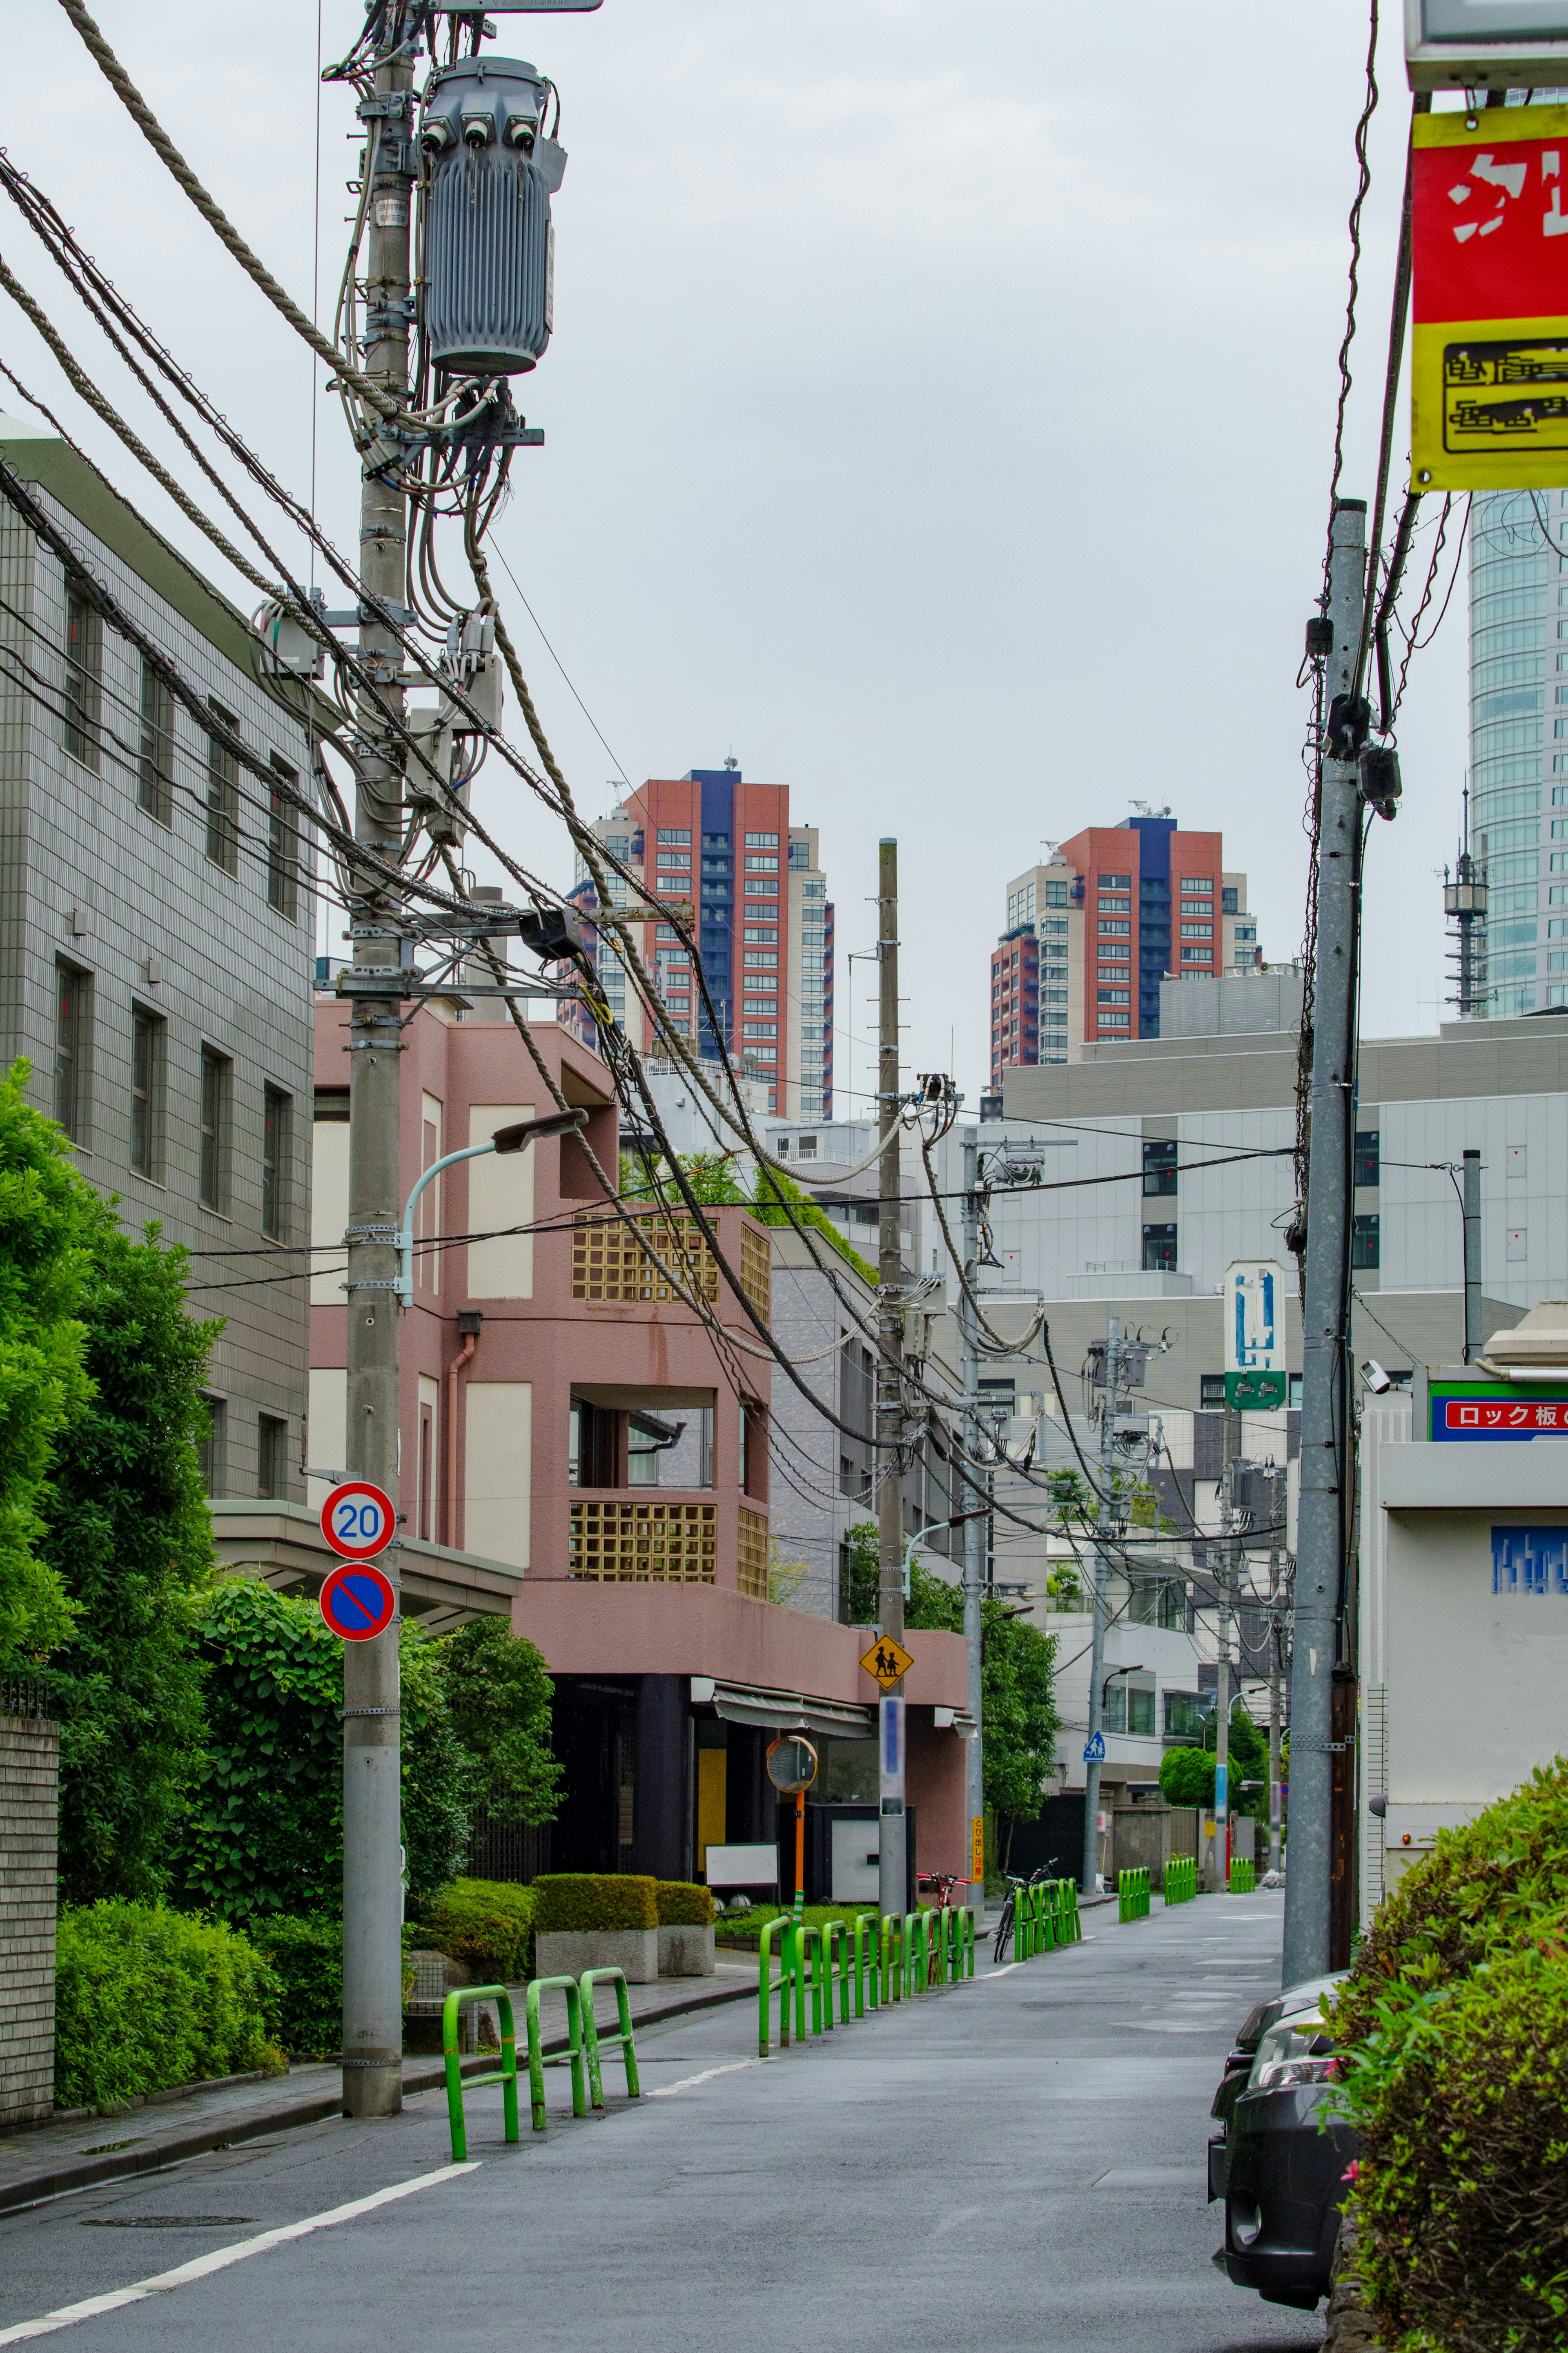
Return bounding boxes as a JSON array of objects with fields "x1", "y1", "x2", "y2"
[{"x1": 1233, "y1": 1971, "x2": 1348, "y2": 2054}]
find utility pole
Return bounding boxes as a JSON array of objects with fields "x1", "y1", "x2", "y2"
[
  {"x1": 1215, "y1": 1406, "x2": 1241, "y2": 1889},
  {"x1": 875, "y1": 839, "x2": 907, "y2": 1925},
  {"x1": 1081, "y1": 1315, "x2": 1122, "y2": 1896},
  {"x1": 1268, "y1": 1548, "x2": 1283, "y2": 1876},
  {"x1": 340, "y1": 36, "x2": 415, "y2": 2120},
  {"x1": 1284, "y1": 496, "x2": 1366, "y2": 1990},
  {"x1": 959, "y1": 1131, "x2": 985, "y2": 1911},
  {"x1": 1462, "y1": 1147, "x2": 1482, "y2": 1362}
]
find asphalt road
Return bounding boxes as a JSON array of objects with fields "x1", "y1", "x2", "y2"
[{"x1": 0, "y1": 1889, "x2": 1323, "y2": 2352}]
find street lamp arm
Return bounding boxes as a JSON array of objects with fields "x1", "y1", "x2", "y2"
[
  {"x1": 901, "y1": 1507, "x2": 987, "y2": 1600},
  {"x1": 396, "y1": 1108, "x2": 586, "y2": 1307}
]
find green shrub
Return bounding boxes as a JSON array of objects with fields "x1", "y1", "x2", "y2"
[
  {"x1": 420, "y1": 1879, "x2": 535, "y2": 1983},
  {"x1": 1158, "y1": 1746, "x2": 1215, "y2": 1807},
  {"x1": 249, "y1": 1914, "x2": 341, "y2": 2060},
  {"x1": 655, "y1": 1880, "x2": 715, "y2": 1927},
  {"x1": 532, "y1": 1873, "x2": 657, "y2": 1934},
  {"x1": 55, "y1": 1900, "x2": 282, "y2": 2110},
  {"x1": 1332, "y1": 1758, "x2": 1568, "y2": 2351}
]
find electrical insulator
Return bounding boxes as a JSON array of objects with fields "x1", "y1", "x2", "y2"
[
  {"x1": 1358, "y1": 743, "x2": 1402, "y2": 822},
  {"x1": 419, "y1": 57, "x2": 565, "y2": 375}
]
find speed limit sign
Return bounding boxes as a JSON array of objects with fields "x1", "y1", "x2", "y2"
[{"x1": 321, "y1": 1479, "x2": 395, "y2": 1561}]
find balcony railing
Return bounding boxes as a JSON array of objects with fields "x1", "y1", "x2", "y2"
[
  {"x1": 570, "y1": 1206, "x2": 770, "y2": 1320},
  {"x1": 567, "y1": 1495, "x2": 770, "y2": 1599}
]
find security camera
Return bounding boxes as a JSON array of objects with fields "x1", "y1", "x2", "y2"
[{"x1": 1360, "y1": 1359, "x2": 1392, "y2": 1394}]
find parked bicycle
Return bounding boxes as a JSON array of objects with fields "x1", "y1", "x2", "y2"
[
  {"x1": 918, "y1": 1871, "x2": 964, "y2": 1985},
  {"x1": 992, "y1": 1862, "x2": 1056, "y2": 1964}
]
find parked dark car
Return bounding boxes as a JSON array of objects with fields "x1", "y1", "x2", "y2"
[{"x1": 1208, "y1": 1972, "x2": 1355, "y2": 2311}]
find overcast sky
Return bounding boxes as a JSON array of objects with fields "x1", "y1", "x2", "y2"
[{"x1": 4, "y1": 2, "x2": 1462, "y2": 1113}]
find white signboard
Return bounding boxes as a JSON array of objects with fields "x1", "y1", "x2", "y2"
[{"x1": 1224, "y1": 1261, "x2": 1286, "y2": 1376}]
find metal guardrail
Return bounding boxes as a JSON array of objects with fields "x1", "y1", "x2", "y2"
[
  {"x1": 580, "y1": 1967, "x2": 641, "y2": 2109},
  {"x1": 526, "y1": 1974, "x2": 587, "y2": 2134},
  {"x1": 1165, "y1": 1856, "x2": 1198, "y2": 1906},
  {"x1": 1118, "y1": 1867, "x2": 1151, "y2": 1923},
  {"x1": 442, "y1": 1984, "x2": 519, "y2": 2161},
  {"x1": 757, "y1": 1907, "x2": 976, "y2": 2059},
  {"x1": 1228, "y1": 1857, "x2": 1257, "y2": 1894}
]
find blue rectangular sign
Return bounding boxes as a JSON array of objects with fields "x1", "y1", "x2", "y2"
[{"x1": 1493, "y1": 1526, "x2": 1568, "y2": 1594}]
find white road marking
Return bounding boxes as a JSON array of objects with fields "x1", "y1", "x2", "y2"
[
  {"x1": 646, "y1": 2062, "x2": 759, "y2": 2098},
  {"x1": 981, "y1": 1964, "x2": 1022, "y2": 1979},
  {"x1": 0, "y1": 2163, "x2": 479, "y2": 2345}
]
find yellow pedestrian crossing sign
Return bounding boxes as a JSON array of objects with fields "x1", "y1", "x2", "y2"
[{"x1": 860, "y1": 1634, "x2": 915, "y2": 1690}]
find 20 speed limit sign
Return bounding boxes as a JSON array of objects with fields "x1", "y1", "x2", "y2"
[{"x1": 320, "y1": 1479, "x2": 395, "y2": 1561}]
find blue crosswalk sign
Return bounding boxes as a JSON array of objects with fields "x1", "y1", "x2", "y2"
[{"x1": 1082, "y1": 1730, "x2": 1106, "y2": 1762}]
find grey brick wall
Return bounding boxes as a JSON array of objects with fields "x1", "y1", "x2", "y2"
[
  {"x1": 0, "y1": 475, "x2": 314, "y2": 1503},
  {"x1": 0, "y1": 1713, "x2": 59, "y2": 2126}
]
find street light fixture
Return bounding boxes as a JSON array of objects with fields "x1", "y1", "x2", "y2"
[
  {"x1": 396, "y1": 1107, "x2": 586, "y2": 1307},
  {"x1": 900, "y1": 1508, "x2": 988, "y2": 1602}
]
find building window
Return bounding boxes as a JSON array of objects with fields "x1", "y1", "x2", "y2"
[
  {"x1": 137, "y1": 659, "x2": 174, "y2": 824},
  {"x1": 1200, "y1": 1374, "x2": 1227, "y2": 1407},
  {"x1": 130, "y1": 1006, "x2": 165, "y2": 1180},
  {"x1": 199, "y1": 1046, "x2": 232, "y2": 1212},
  {"x1": 55, "y1": 961, "x2": 89, "y2": 1145},
  {"x1": 1351, "y1": 1213, "x2": 1380, "y2": 1269},
  {"x1": 655, "y1": 828, "x2": 691, "y2": 845},
  {"x1": 62, "y1": 590, "x2": 102, "y2": 770},
  {"x1": 1143, "y1": 1138, "x2": 1178, "y2": 1196},
  {"x1": 1222, "y1": 887, "x2": 1239, "y2": 914},
  {"x1": 198, "y1": 1396, "x2": 227, "y2": 1497},
  {"x1": 1165, "y1": 1690, "x2": 1209, "y2": 1740},
  {"x1": 746, "y1": 831, "x2": 780, "y2": 848},
  {"x1": 258, "y1": 1414, "x2": 288, "y2": 1500},
  {"x1": 267, "y1": 755, "x2": 299, "y2": 919},
  {"x1": 1353, "y1": 1129, "x2": 1380, "y2": 1187},
  {"x1": 1179, "y1": 922, "x2": 1213, "y2": 939},
  {"x1": 262, "y1": 1085, "x2": 292, "y2": 1241},
  {"x1": 1142, "y1": 1222, "x2": 1177, "y2": 1273},
  {"x1": 204, "y1": 701, "x2": 240, "y2": 875}
]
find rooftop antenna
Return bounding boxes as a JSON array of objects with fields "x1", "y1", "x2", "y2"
[{"x1": 1443, "y1": 771, "x2": 1488, "y2": 1019}]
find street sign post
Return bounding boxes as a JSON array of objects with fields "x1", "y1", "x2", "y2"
[
  {"x1": 1082, "y1": 1729, "x2": 1106, "y2": 1764},
  {"x1": 320, "y1": 1562, "x2": 398, "y2": 1643},
  {"x1": 860, "y1": 1633, "x2": 915, "y2": 1691},
  {"x1": 765, "y1": 1736, "x2": 818, "y2": 1920},
  {"x1": 321, "y1": 1480, "x2": 396, "y2": 1562}
]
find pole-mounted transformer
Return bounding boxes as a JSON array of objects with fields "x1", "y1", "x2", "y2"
[{"x1": 419, "y1": 56, "x2": 566, "y2": 375}]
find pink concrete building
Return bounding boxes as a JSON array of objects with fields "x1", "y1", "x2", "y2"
[{"x1": 303, "y1": 990, "x2": 971, "y2": 1895}]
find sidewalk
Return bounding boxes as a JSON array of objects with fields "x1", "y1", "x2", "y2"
[{"x1": 0, "y1": 1959, "x2": 758, "y2": 2216}]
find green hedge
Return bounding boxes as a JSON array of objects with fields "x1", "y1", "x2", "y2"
[
  {"x1": 420, "y1": 1879, "x2": 535, "y2": 1983},
  {"x1": 1332, "y1": 1758, "x2": 1568, "y2": 2351},
  {"x1": 249, "y1": 1914, "x2": 342, "y2": 2060},
  {"x1": 655, "y1": 1880, "x2": 715, "y2": 1927},
  {"x1": 55, "y1": 1901, "x2": 283, "y2": 2111},
  {"x1": 532, "y1": 1873, "x2": 657, "y2": 1934}
]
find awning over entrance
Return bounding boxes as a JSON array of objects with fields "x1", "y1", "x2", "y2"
[
  {"x1": 208, "y1": 1500, "x2": 521, "y2": 1634},
  {"x1": 691, "y1": 1676, "x2": 876, "y2": 1741}
]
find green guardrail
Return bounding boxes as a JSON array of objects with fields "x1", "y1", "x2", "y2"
[
  {"x1": 1229, "y1": 1857, "x2": 1256, "y2": 1894},
  {"x1": 581, "y1": 1967, "x2": 641, "y2": 2110},
  {"x1": 758, "y1": 1906, "x2": 977, "y2": 2058},
  {"x1": 1164, "y1": 1855, "x2": 1198, "y2": 1906},
  {"x1": 1118, "y1": 1867, "x2": 1151, "y2": 1923},
  {"x1": 442, "y1": 1984, "x2": 519, "y2": 2163},
  {"x1": 526, "y1": 1974, "x2": 588, "y2": 2134}
]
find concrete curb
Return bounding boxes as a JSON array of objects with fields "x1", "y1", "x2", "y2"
[{"x1": 0, "y1": 1976, "x2": 758, "y2": 2217}]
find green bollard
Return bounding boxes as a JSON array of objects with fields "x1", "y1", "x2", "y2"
[
  {"x1": 441, "y1": 1984, "x2": 519, "y2": 2165},
  {"x1": 794, "y1": 1923, "x2": 823, "y2": 2035},
  {"x1": 883, "y1": 1912, "x2": 902, "y2": 2003},
  {"x1": 579, "y1": 1967, "x2": 641, "y2": 2109},
  {"x1": 823, "y1": 1920, "x2": 852, "y2": 2023},
  {"x1": 759, "y1": 1916, "x2": 794, "y2": 2055},
  {"x1": 853, "y1": 1911, "x2": 880, "y2": 2014},
  {"x1": 524, "y1": 1975, "x2": 587, "y2": 2134}
]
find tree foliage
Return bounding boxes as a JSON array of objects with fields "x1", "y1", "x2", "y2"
[
  {"x1": 436, "y1": 1616, "x2": 561, "y2": 1828},
  {"x1": 37, "y1": 1213, "x2": 219, "y2": 1902},
  {"x1": 0, "y1": 1063, "x2": 96, "y2": 1663},
  {"x1": 1159, "y1": 1745, "x2": 1216, "y2": 1807}
]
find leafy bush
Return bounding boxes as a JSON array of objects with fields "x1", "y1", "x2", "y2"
[
  {"x1": 436, "y1": 1619, "x2": 560, "y2": 1827},
  {"x1": 55, "y1": 1900, "x2": 282, "y2": 2110},
  {"x1": 532, "y1": 1873, "x2": 657, "y2": 1934},
  {"x1": 1332, "y1": 1759, "x2": 1568, "y2": 2351},
  {"x1": 37, "y1": 1212, "x2": 218, "y2": 1905},
  {"x1": 420, "y1": 1879, "x2": 535, "y2": 1983},
  {"x1": 655, "y1": 1880, "x2": 715, "y2": 1927},
  {"x1": 249, "y1": 1914, "x2": 342, "y2": 2061},
  {"x1": 1159, "y1": 1746, "x2": 1215, "y2": 1807}
]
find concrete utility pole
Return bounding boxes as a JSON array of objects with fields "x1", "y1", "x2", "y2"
[
  {"x1": 340, "y1": 39, "x2": 415, "y2": 2120},
  {"x1": 1081, "y1": 1316, "x2": 1122, "y2": 1896},
  {"x1": 1462, "y1": 1147, "x2": 1482, "y2": 1362},
  {"x1": 1215, "y1": 1408, "x2": 1240, "y2": 1888},
  {"x1": 959, "y1": 1131, "x2": 985, "y2": 1909},
  {"x1": 876, "y1": 839, "x2": 907, "y2": 1925},
  {"x1": 1284, "y1": 497, "x2": 1367, "y2": 1991},
  {"x1": 1268, "y1": 1548, "x2": 1283, "y2": 1876}
]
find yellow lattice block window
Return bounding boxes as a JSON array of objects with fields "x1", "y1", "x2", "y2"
[
  {"x1": 571, "y1": 1213, "x2": 720, "y2": 1307},
  {"x1": 737, "y1": 1506, "x2": 769, "y2": 1601},
  {"x1": 738, "y1": 1222, "x2": 771, "y2": 1323},
  {"x1": 569, "y1": 1499, "x2": 717, "y2": 1583}
]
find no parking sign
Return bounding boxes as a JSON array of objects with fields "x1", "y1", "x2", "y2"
[{"x1": 319, "y1": 1561, "x2": 397, "y2": 1643}]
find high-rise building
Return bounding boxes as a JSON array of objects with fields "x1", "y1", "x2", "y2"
[
  {"x1": 579, "y1": 764, "x2": 832, "y2": 1118},
  {"x1": 1466, "y1": 489, "x2": 1568, "y2": 1018},
  {"x1": 988, "y1": 816, "x2": 1261, "y2": 1085}
]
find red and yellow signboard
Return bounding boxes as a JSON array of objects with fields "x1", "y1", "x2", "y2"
[{"x1": 1412, "y1": 105, "x2": 1568, "y2": 490}]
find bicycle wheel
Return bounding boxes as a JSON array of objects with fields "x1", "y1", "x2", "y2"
[{"x1": 993, "y1": 1897, "x2": 1013, "y2": 1964}]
